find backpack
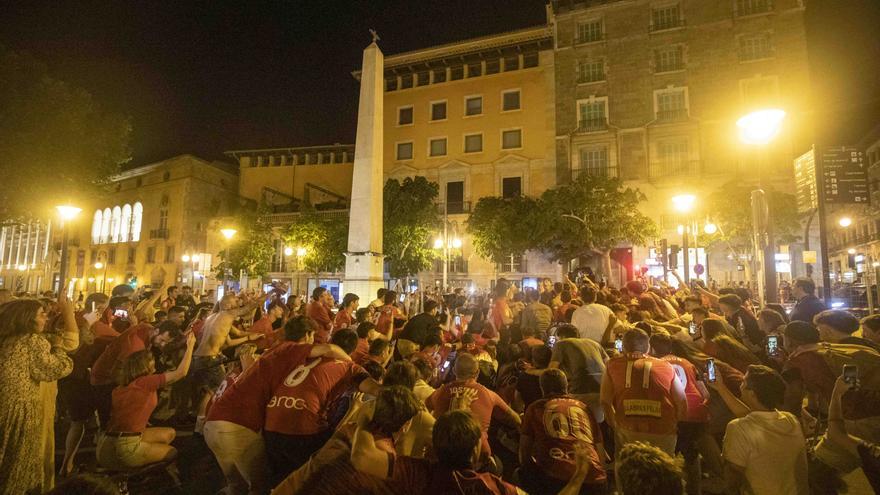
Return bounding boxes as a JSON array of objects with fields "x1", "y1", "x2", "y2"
[{"x1": 814, "y1": 342, "x2": 880, "y2": 419}]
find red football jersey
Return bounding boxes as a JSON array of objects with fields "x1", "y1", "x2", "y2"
[
  {"x1": 606, "y1": 353, "x2": 679, "y2": 435},
  {"x1": 660, "y1": 355, "x2": 709, "y2": 423},
  {"x1": 425, "y1": 379, "x2": 509, "y2": 457}
]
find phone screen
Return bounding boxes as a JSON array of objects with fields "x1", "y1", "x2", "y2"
[
  {"x1": 548, "y1": 335, "x2": 557, "y2": 348},
  {"x1": 398, "y1": 293, "x2": 406, "y2": 303},
  {"x1": 614, "y1": 336, "x2": 623, "y2": 353},
  {"x1": 688, "y1": 321, "x2": 697, "y2": 336},
  {"x1": 843, "y1": 364, "x2": 859, "y2": 385},
  {"x1": 454, "y1": 315, "x2": 461, "y2": 327},
  {"x1": 766, "y1": 336, "x2": 778, "y2": 356},
  {"x1": 706, "y1": 358, "x2": 717, "y2": 382},
  {"x1": 113, "y1": 309, "x2": 128, "y2": 319}
]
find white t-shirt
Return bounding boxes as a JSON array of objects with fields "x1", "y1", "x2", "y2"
[
  {"x1": 571, "y1": 303, "x2": 613, "y2": 343},
  {"x1": 723, "y1": 410, "x2": 809, "y2": 495}
]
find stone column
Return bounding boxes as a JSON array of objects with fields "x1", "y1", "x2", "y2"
[{"x1": 344, "y1": 40, "x2": 386, "y2": 303}]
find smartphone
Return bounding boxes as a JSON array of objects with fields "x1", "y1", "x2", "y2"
[
  {"x1": 843, "y1": 364, "x2": 859, "y2": 386},
  {"x1": 548, "y1": 335, "x2": 557, "y2": 348},
  {"x1": 398, "y1": 293, "x2": 406, "y2": 303},
  {"x1": 454, "y1": 315, "x2": 461, "y2": 327},
  {"x1": 706, "y1": 358, "x2": 717, "y2": 383},
  {"x1": 441, "y1": 359, "x2": 451, "y2": 371},
  {"x1": 766, "y1": 335, "x2": 779, "y2": 357},
  {"x1": 614, "y1": 335, "x2": 624, "y2": 353},
  {"x1": 113, "y1": 309, "x2": 129, "y2": 319},
  {"x1": 688, "y1": 321, "x2": 697, "y2": 336}
]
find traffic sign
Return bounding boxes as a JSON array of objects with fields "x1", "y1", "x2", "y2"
[
  {"x1": 694, "y1": 264, "x2": 705, "y2": 275},
  {"x1": 821, "y1": 146, "x2": 869, "y2": 204}
]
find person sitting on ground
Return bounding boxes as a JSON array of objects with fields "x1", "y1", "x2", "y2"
[
  {"x1": 616, "y1": 442, "x2": 685, "y2": 495},
  {"x1": 521, "y1": 288, "x2": 553, "y2": 337},
  {"x1": 333, "y1": 293, "x2": 359, "y2": 332},
  {"x1": 306, "y1": 287, "x2": 334, "y2": 343},
  {"x1": 96, "y1": 333, "x2": 195, "y2": 470},
  {"x1": 516, "y1": 345, "x2": 553, "y2": 412},
  {"x1": 814, "y1": 309, "x2": 880, "y2": 351},
  {"x1": 398, "y1": 300, "x2": 440, "y2": 358},
  {"x1": 720, "y1": 365, "x2": 809, "y2": 495},
  {"x1": 549, "y1": 323, "x2": 608, "y2": 421},
  {"x1": 249, "y1": 300, "x2": 285, "y2": 350},
  {"x1": 366, "y1": 338, "x2": 393, "y2": 367},
  {"x1": 519, "y1": 369, "x2": 607, "y2": 494},
  {"x1": 350, "y1": 321, "x2": 374, "y2": 365}
]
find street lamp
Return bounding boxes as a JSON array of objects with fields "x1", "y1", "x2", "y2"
[
  {"x1": 283, "y1": 247, "x2": 294, "y2": 257},
  {"x1": 296, "y1": 247, "x2": 307, "y2": 257},
  {"x1": 221, "y1": 228, "x2": 237, "y2": 240},
  {"x1": 671, "y1": 194, "x2": 696, "y2": 213},
  {"x1": 704, "y1": 223, "x2": 718, "y2": 235},
  {"x1": 220, "y1": 228, "x2": 238, "y2": 292},
  {"x1": 671, "y1": 195, "x2": 696, "y2": 285},
  {"x1": 55, "y1": 204, "x2": 81, "y2": 298},
  {"x1": 737, "y1": 109, "x2": 786, "y2": 305},
  {"x1": 839, "y1": 217, "x2": 853, "y2": 228}
]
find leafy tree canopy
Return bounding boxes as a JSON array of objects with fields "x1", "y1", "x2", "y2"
[
  {"x1": 283, "y1": 207, "x2": 348, "y2": 274},
  {"x1": 0, "y1": 45, "x2": 131, "y2": 221},
  {"x1": 467, "y1": 195, "x2": 544, "y2": 265},
  {"x1": 215, "y1": 206, "x2": 276, "y2": 279},
  {"x1": 383, "y1": 176, "x2": 441, "y2": 279}
]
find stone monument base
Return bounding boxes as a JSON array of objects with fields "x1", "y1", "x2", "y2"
[{"x1": 343, "y1": 252, "x2": 385, "y2": 306}]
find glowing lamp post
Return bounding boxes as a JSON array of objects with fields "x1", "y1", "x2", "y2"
[
  {"x1": 220, "y1": 228, "x2": 237, "y2": 292},
  {"x1": 55, "y1": 205, "x2": 82, "y2": 298},
  {"x1": 671, "y1": 195, "x2": 696, "y2": 285},
  {"x1": 838, "y1": 217, "x2": 852, "y2": 228}
]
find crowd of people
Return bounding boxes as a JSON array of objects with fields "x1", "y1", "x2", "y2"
[{"x1": 2, "y1": 273, "x2": 880, "y2": 494}]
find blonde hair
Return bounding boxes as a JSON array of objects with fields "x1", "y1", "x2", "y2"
[{"x1": 117, "y1": 350, "x2": 154, "y2": 386}]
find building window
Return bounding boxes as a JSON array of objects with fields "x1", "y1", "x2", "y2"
[
  {"x1": 386, "y1": 77, "x2": 398, "y2": 91},
  {"x1": 417, "y1": 71, "x2": 430, "y2": 86},
  {"x1": 523, "y1": 52, "x2": 539, "y2": 68},
  {"x1": 651, "y1": 4, "x2": 683, "y2": 31},
  {"x1": 467, "y1": 62, "x2": 482, "y2": 78},
  {"x1": 654, "y1": 46, "x2": 684, "y2": 72},
  {"x1": 576, "y1": 59, "x2": 605, "y2": 83},
  {"x1": 739, "y1": 34, "x2": 774, "y2": 61},
  {"x1": 501, "y1": 129, "x2": 522, "y2": 150},
  {"x1": 91, "y1": 210, "x2": 103, "y2": 244},
  {"x1": 90, "y1": 250, "x2": 98, "y2": 265},
  {"x1": 131, "y1": 202, "x2": 143, "y2": 242},
  {"x1": 430, "y1": 101, "x2": 447, "y2": 121},
  {"x1": 164, "y1": 245, "x2": 175, "y2": 264},
  {"x1": 502, "y1": 90, "x2": 521, "y2": 111},
  {"x1": 396, "y1": 142, "x2": 414, "y2": 160},
  {"x1": 576, "y1": 19, "x2": 603, "y2": 44},
  {"x1": 485, "y1": 59, "x2": 500, "y2": 75},
  {"x1": 400, "y1": 74, "x2": 413, "y2": 89},
  {"x1": 429, "y1": 138, "x2": 447, "y2": 157},
  {"x1": 108, "y1": 248, "x2": 116, "y2": 265},
  {"x1": 577, "y1": 98, "x2": 608, "y2": 131},
  {"x1": 450, "y1": 65, "x2": 464, "y2": 80},
  {"x1": 465, "y1": 96, "x2": 483, "y2": 116},
  {"x1": 127, "y1": 247, "x2": 136, "y2": 264},
  {"x1": 433, "y1": 68, "x2": 447, "y2": 83},
  {"x1": 497, "y1": 253, "x2": 525, "y2": 273},
  {"x1": 578, "y1": 147, "x2": 616, "y2": 178},
  {"x1": 398, "y1": 106, "x2": 414, "y2": 125},
  {"x1": 159, "y1": 208, "x2": 168, "y2": 231},
  {"x1": 146, "y1": 246, "x2": 156, "y2": 263},
  {"x1": 502, "y1": 177, "x2": 522, "y2": 198},
  {"x1": 655, "y1": 88, "x2": 688, "y2": 121},
  {"x1": 740, "y1": 76, "x2": 779, "y2": 107},
  {"x1": 651, "y1": 139, "x2": 691, "y2": 177},
  {"x1": 736, "y1": 0, "x2": 772, "y2": 16},
  {"x1": 464, "y1": 133, "x2": 483, "y2": 153},
  {"x1": 120, "y1": 204, "x2": 132, "y2": 242},
  {"x1": 110, "y1": 206, "x2": 121, "y2": 243},
  {"x1": 446, "y1": 181, "x2": 465, "y2": 214},
  {"x1": 503, "y1": 55, "x2": 519, "y2": 72}
]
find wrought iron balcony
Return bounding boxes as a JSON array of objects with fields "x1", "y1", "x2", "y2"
[
  {"x1": 655, "y1": 108, "x2": 689, "y2": 123},
  {"x1": 577, "y1": 119, "x2": 608, "y2": 133},
  {"x1": 149, "y1": 229, "x2": 170, "y2": 240}
]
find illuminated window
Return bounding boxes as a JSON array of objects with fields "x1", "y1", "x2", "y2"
[
  {"x1": 110, "y1": 206, "x2": 121, "y2": 243},
  {"x1": 101, "y1": 208, "x2": 111, "y2": 244},
  {"x1": 131, "y1": 202, "x2": 143, "y2": 242},
  {"x1": 92, "y1": 210, "x2": 103, "y2": 244},
  {"x1": 120, "y1": 204, "x2": 132, "y2": 242}
]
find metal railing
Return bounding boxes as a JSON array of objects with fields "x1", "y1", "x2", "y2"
[
  {"x1": 735, "y1": 0, "x2": 773, "y2": 17},
  {"x1": 577, "y1": 119, "x2": 608, "y2": 133},
  {"x1": 438, "y1": 202, "x2": 472, "y2": 215},
  {"x1": 648, "y1": 160, "x2": 701, "y2": 179},
  {"x1": 149, "y1": 229, "x2": 169, "y2": 240},
  {"x1": 262, "y1": 209, "x2": 349, "y2": 227},
  {"x1": 650, "y1": 17, "x2": 686, "y2": 32},
  {"x1": 655, "y1": 108, "x2": 689, "y2": 122}
]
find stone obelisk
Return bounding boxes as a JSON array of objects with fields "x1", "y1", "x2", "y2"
[{"x1": 343, "y1": 35, "x2": 385, "y2": 304}]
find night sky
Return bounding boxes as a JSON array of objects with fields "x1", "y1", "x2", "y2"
[{"x1": 1, "y1": 1, "x2": 878, "y2": 166}]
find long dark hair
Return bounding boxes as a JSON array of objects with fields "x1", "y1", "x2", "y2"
[{"x1": 0, "y1": 299, "x2": 44, "y2": 351}]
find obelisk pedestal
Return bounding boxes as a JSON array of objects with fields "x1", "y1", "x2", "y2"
[{"x1": 344, "y1": 39, "x2": 386, "y2": 303}]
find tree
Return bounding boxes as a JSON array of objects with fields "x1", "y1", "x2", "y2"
[
  {"x1": 383, "y1": 177, "x2": 442, "y2": 279},
  {"x1": 539, "y1": 174, "x2": 657, "y2": 277},
  {"x1": 283, "y1": 208, "x2": 348, "y2": 274},
  {"x1": 703, "y1": 181, "x2": 801, "y2": 270},
  {"x1": 0, "y1": 45, "x2": 131, "y2": 221},
  {"x1": 466, "y1": 195, "x2": 544, "y2": 265},
  {"x1": 215, "y1": 207, "x2": 276, "y2": 280}
]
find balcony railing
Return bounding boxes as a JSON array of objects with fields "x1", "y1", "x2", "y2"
[
  {"x1": 439, "y1": 202, "x2": 472, "y2": 215},
  {"x1": 573, "y1": 165, "x2": 618, "y2": 180},
  {"x1": 650, "y1": 18, "x2": 685, "y2": 32},
  {"x1": 262, "y1": 209, "x2": 349, "y2": 227},
  {"x1": 648, "y1": 160, "x2": 701, "y2": 179},
  {"x1": 656, "y1": 108, "x2": 689, "y2": 123},
  {"x1": 735, "y1": 0, "x2": 773, "y2": 17},
  {"x1": 577, "y1": 119, "x2": 608, "y2": 133},
  {"x1": 149, "y1": 229, "x2": 169, "y2": 240}
]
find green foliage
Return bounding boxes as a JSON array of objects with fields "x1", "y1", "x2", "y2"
[
  {"x1": 215, "y1": 207, "x2": 276, "y2": 279},
  {"x1": 539, "y1": 174, "x2": 658, "y2": 262},
  {"x1": 0, "y1": 45, "x2": 131, "y2": 221},
  {"x1": 283, "y1": 208, "x2": 348, "y2": 274},
  {"x1": 703, "y1": 181, "x2": 801, "y2": 258},
  {"x1": 383, "y1": 177, "x2": 442, "y2": 278},
  {"x1": 467, "y1": 195, "x2": 543, "y2": 265}
]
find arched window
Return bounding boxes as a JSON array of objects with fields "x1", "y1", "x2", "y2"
[
  {"x1": 101, "y1": 208, "x2": 111, "y2": 244},
  {"x1": 111, "y1": 206, "x2": 122, "y2": 243},
  {"x1": 91, "y1": 210, "x2": 103, "y2": 245},
  {"x1": 131, "y1": 202, "x2": 143, "y2": 242},
  {"x1": 120, "y1": 204, "x2": 132, "y2": 242}
]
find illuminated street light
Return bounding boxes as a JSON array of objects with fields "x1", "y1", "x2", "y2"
[
  {"x1": 296, "y1": 247, "x2": 307, "y2": 257},
  {"x1": 704, "y1": 223, "x2": 718, "y2": 235},
  {"x1": 55, "y1": 205, "x2": 82, "y2": 221},
  {"x1": 433, "y1": 238, "x2": 443, "y2": 249},
  {"x1": 736, "y1": 109, "x2": 786, "y2": 145},
  {"x1": 182, "y1": 254, "x2": 191, "y2": 262},
  {"x1": 284, "y1": 247, "x2": 294, "y2": 257},
  {"x1": 848, "y1": 248, "x2": 857, "y2": 255},
  {"x1": 451, "y1": 238, "x2": 462, "y2": 249},
  {"x1": 107, "y1": 278, "x2": 114, "y2": 283},
  {"x1": 94, "y1": 262, "x2": 104, "y2": 270},
  {"x1": 671, "y1": 194, "x2": 696, "y2": 213},
  {"x1": 88, "y1": 277, "x2": 95, "y2": 283},
  {"x1": 191, "y1": 255, "x2": 200, "y2": 262},
  {"x1": 17, "y1": 264, "x2": 27, "y2": 271},
  {"x1": 221, "y1": 228, "x2": 237, "y2": 240},
  {"x1": 839, "y1": 217, "x2": 853, "y2": 228}
]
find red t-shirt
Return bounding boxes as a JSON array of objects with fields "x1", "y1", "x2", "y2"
[
  {"x1": 390, "y1": 456, "x2": 519, "y2": 495},
  {"x1": 606, "y1": 353, "x2": 679, "y2": 435},
  {"x1": 206, "y1": 343, "x2": 314, "y2": 432},
  {"x1": 264, "y1": 356, "x2": 368, "y2": 435},
  {"x1": 107, "y1": 373, "x2": 166, "y2": 433},
  {"x1": 91, "y1": 319, "x2": 120, "y2": 339},
  {"x1": 661, "y1": 355, "x2": 709, "y2": 423},
  {"x1": 90, "y1": 323, "x2": 153, "y2": 386},
  {"x1": 351, "y1": 338, "x2": 370, "y2": 365},
  {"x1": 425, "y1": 379, "x2": 510, "y2": 457},
  {"x1": 333, "y1": 309, "x2": 353, "y2": 331},
  {"x1": 491, "y1": 297, "x2": 511, "y2": 332},
  {"x1": 204, "y1": 365, "x2": 243, "y2": 418},
  {"x1": 521, "y1": 395, "x2": 606, "y2": 484},
  {"x1": 250, "y1": 316, "x2": 278, "y2": 350},
  {"x1": 376, "y1": 304, "x2": 403, "y2": 336},
  {"x1": 307, "y1": 302, "x2": 333, "y2": 343}
]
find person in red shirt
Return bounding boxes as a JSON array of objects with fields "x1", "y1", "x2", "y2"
[
  {"x1": 519, "y1": 369, "x2": 607, "y2": 494},
  {"x1": 96, "y1": 333, "x2": 195, "y2": 470},
  {"x1": 203, "y1": 315, "x2": 353, "y2": 495},
  {"x1": 490, "y1": 281, "x2": 513, "y2": 333},
  {"x1": 650, "y1": 331, "x2": 710, "y2": 495},
  {"x1": 262, "y1": 327, "x2": 381, "y2": 485},
  {"x1": 350, "y1": 321, "x2": 373, "y2": 365},
  {"x1": 160, "y1": 285, "x2": 180, "y2": 312},
  {"x1": 518, "y1": 325, "x2": 545, "y2": 359},
  {"x1": 91, "y1": 296, "x2": 132, "y2": 339},
  {"x1": 250, "y1": 300, "x2": 285, "y2": 350},
  {"x1": 375, "y1": 290, "x2": 404, "y2": 337},
  {"x1": 425, "y1": 353, "x2": 521, "y2": 462},
  {"x1": 90, "y1": 321, "x2": 156, "y2": 428},
  {"x1": 600, "y1": 328, "x2": 687, "y2": 456},
  {"x1": 365, "y1": 338, "x2": 393, "y2": 367},
  {"x1": 203, "y1": 343, "x2": 258, "y2": 418},
  {"x1": 333, "y1": 292, "x2": 359, "y2": 332},
  {"x1": 306, "y1": 287, "x2": 334, "y2": 343}
]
